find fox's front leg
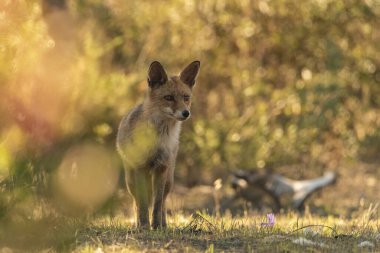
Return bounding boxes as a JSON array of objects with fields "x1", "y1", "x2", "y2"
[
  {"x1": 152, "y1": 169, "x2": 168, "y2": 229},
  {"x1": 161, "y1": 177, "x2": 173, "y2": 228},
  {"x1": 148, "y1": 149, "x2": 169, "y2": 229},
  {"x1": 126, "y1": 169, "x2": 152, "y2": 229}
]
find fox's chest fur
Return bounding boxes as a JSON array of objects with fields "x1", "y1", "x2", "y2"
[
  {"x1": 156, "y1": 121, "x2": 181, "y2": 155},
  {"x1": 147, "y1": 113, "x2": 182, "y2": 172},
  {"x1": 116, "y1": 104, "x2": 181, "y2": 171}
]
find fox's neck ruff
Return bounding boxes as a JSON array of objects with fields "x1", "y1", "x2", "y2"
[{"x1": 150, "y1": 111, "x2": 181, "y2": 137}]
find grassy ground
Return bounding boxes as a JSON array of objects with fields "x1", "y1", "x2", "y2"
[
  {"x1": 0, "y1": 163, "x2": 378, "y2": 252},
  {"x1": 75, "y1": 212, "x2": 380, "y2": 253},
  {"x1": 3, "y1": 210, "x2": 378, "y2": 253},
  {"x1": 74, "y1": 212, "x2": 380, "y2": 253}
]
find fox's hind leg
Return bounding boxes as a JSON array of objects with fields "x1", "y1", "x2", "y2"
[{"x1": 126, "y1": 169, "x2": 152, "y2": 229}]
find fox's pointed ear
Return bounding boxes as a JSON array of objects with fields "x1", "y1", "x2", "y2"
[
  {"x1": 148, "y1": 61, "x2": 168, "y2": 88},
  {"x1": 180, "y1": 61, "x2": 200, "y2": 88}
]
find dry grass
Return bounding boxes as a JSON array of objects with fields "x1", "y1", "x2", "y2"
[
  {"x1": 4, "y1": 209, "x2": 375, "y2": 253},
  {"x1": 1, "y1": 161, "x2": 379, "y2": 253},
  {"x1": 72, "y1": 211, "x2": 379, "y2": 253},
  {"x1": 1, "y1": 164, "x2": 379, "y2": 253}
]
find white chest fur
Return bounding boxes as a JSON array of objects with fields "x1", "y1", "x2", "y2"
[{"x1": 158, "y1": 122, "x2": 181, "y2": 154}]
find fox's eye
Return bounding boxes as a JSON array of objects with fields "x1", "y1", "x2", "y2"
[
  {"x1": 164, "y1": 95, "x2": 175, "y2": 101},
  {"x1": 184, "y1": 95, "x2": 190, "y2": 102}
]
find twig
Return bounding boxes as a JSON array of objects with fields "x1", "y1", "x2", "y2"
[
  {"x1": 288, "y1": 224, "x2": 338, "y2": 236},
  {"x1": 181, "y1": 212, "x2": 217, "y2": 232},
  {"x1": 164, "y1": 239, "x2": 174, "y2": 249},
  {"x1": 195, "y1": 211, "x2": 217, "y2": 230}
]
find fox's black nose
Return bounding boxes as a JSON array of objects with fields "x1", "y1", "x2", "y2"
[{"x1": 182, "y1": 110, "x2": 190, "y2": 118}]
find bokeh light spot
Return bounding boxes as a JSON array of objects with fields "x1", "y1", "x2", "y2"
[{"x1": 53, "y1": 143, "x2": 119, "y2": 213}]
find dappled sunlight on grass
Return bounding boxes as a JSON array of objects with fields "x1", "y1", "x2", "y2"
[
  {"x1": 0, "y1": 202, "x2": 379, "y2": 251},
  {"x1": 70, "y1": 212, "x2": 380, "y2": 252}
]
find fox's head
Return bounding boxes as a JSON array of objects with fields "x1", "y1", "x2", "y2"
[{"x1": 146, "y1": 61, "x2": 200, "y2": 121}]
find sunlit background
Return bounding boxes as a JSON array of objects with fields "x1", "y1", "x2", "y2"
[{"x1": 0, "y1": 0, "x2": 379, "y2": 249}]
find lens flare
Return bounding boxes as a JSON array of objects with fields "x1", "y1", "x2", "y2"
[
  {"x1": 53, "y1": 144, "x2": 119, "y2": 213},
  {"x1": 119, "y1": 122, "x2": 157, "y2": 170}
]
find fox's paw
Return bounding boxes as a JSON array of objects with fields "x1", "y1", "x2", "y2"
[{"x1": 152, "y1": 223, "x2": 167, "y2": 230}]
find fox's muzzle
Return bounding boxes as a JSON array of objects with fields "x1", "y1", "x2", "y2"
[
  {"x1": 182, "y1": 110, "x2": 190, "y2": 118},
  {"x1": 174, "y1": 109, "x2": 191, "y2": 121}
]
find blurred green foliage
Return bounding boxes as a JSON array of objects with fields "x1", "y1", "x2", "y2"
[{"x1": 0, "y1": 0, "x2": 380, "y2": 225}]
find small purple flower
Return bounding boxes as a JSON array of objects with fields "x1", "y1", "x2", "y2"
[{"x1": 261, "y1": 213, "x2": 275, "y2": 227}]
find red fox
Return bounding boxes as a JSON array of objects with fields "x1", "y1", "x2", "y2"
[{"x1": 117, "y1": 61, "x2": 200, "y2": 229}]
